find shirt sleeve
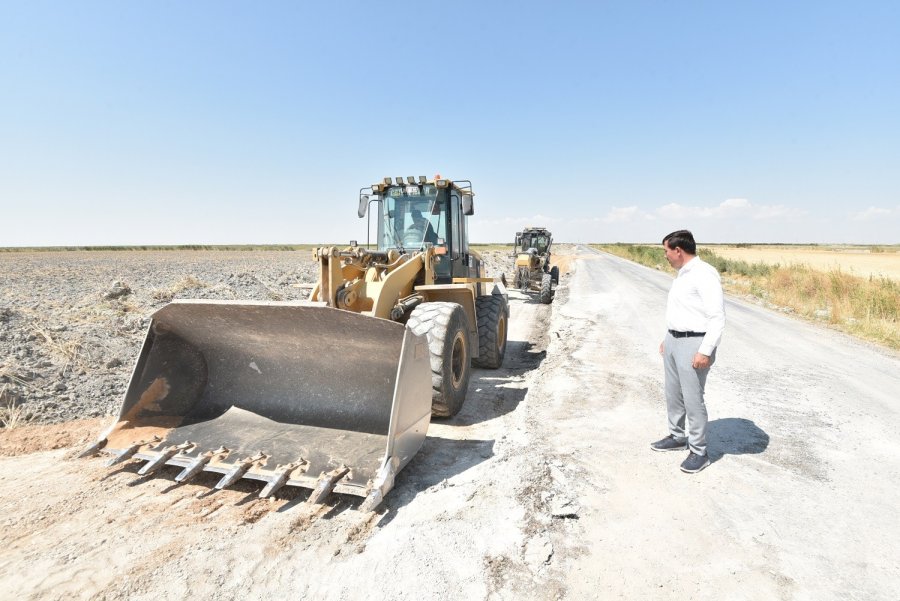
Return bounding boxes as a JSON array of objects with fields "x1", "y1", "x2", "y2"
[{"x1": 698, "y1": 268, "x2": 725, "y2": 356}]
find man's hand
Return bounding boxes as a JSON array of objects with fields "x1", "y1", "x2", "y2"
[
  {"x1": 659, "y1": 341, "x2": 664, "y2": 355},
  {"x1": 692, "y1": 353, "x2": 710, "y2": 369}
]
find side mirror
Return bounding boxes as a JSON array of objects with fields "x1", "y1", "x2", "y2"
[
  {"x1": 461, "y1": 193, "x2": 474, "y2": 215},
  {"x1": 358, "y1": 195, "x2": 369, "y2": 218}
]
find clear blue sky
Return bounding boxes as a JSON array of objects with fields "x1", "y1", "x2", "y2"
[{"x1": 2, "y1": 1, "x2": 898, "y2": 245}]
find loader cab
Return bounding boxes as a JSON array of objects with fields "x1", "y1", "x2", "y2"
[{"x1": 363, "y1": 178, "x2": 476, "y2": 284}]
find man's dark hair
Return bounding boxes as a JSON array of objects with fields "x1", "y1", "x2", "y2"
[{"x1": 662, "y1": 230, "x2": 696, "y2": 254}]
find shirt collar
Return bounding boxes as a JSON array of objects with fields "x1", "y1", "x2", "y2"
[{"x1": 678, "y1": 256, "x2": 699, "y2": 275}]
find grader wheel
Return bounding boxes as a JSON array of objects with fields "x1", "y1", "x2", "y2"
[
  {"x1": 515, "y1": 267, "x2": 529, "y2": 291},
  {"x1": 540, "y1": 273, "x2": 553, "y2": 304}
]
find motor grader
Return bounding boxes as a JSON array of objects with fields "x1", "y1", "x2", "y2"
[
  {"x1": 513, "y1": 226, "x2": 558, "y2": 304},
  {"x1": 81, "y1": 176, "x2": 508, "y2": 511}
]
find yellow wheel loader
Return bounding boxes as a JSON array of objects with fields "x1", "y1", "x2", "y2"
[
  {"x1": 81, "y1": 176, "x2": 508, "y2": 510},
  {"x1": 513, "y1": 226, "x2": 558, "y2": 304}
]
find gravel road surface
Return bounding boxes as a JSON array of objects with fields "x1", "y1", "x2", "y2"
[{"x1": 541, "y1": 247, "x2": 900, "y2": 600}]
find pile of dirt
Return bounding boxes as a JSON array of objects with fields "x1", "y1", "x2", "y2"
[{"x1": 0, "y1": 417, "x2": 104, "y2": 456}]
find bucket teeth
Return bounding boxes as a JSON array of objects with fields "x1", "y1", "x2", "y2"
[
  {"x1": 359, "y1": 488, "x2": 384, "y2": 513},
  {"x1": 215, "y1": 452, "x2": 267, "y2": 490},
  {"x1": 78, "y1": 438, "x2": 107, "y2": 458},
  {"x1": 138, "y1": 442, "x2": 194, "y2": 476},
  {"x1": 105, "y1": 436, "x2": 161, "y2": 467},
  {"x1": 175, "y1": 447, "x2": 228, "y2": 483},
  {"x1": 259, "y1": 460, "x2": 308, "y2": 499},
  {"x1": 359, "y1": 458, "x2": 398, "y2": 512},
  {"x1": 307, "y1": 466, "x2": 350, "y2": 505}
]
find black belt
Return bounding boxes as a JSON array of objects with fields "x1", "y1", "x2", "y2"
[{"x1": 668, "y1": 329, "x2": 705, "y2": 338}]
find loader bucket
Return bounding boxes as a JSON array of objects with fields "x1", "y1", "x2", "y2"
[{"x1": 90, "y1": 300, "x2": 432, "y2": 509}]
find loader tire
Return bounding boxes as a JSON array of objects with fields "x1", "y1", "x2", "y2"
[
  {"x1": 540, "y1": 273, "x2": 553, "y2": 304},
  {"x1": 407, "y1": 302, "x2": 472, "y2": 418},
  {"x1": 550, "y1": 265, "x2": 559, "y2": 284},
  {"x1": 472, "y1": 295, "x2": 508, "y2": 369}
]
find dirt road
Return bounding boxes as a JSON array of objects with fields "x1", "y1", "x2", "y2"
[
  {"x1": 538, "y1": 247, "x2": 900, "y2": 600},
  {"x1": 1, "y1": 246, "x2": 898, "y2": 600}
]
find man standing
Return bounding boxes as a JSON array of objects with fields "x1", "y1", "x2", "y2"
[{"x1": 651, "y1": 230, "x2": 725, "y2": 474}]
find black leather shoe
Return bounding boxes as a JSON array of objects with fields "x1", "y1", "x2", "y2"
[
  {"x1": 650, "y1": 435, "x2": 688, "y2": 452},
  {"x1": 680, "y1": 452, "x2": 710, "y2": 473}
]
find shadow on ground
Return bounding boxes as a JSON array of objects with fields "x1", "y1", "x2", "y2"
[
  {"x1": 441, "y1": 340, "x2": 546, "y2": 427},
  {"x1": 377, "y1": 437, "x2": 495, "y2": 526},
  {"x1": 707, "y1": 417, "x2": 769, "y2": 463}
]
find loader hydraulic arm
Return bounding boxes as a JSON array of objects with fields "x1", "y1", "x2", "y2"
[
  {"x1": 309, "y1": 246, "x2": 438, "y2": 319},
  {"x1": 311, "y1": 246, "x2": 381, "y2": 308}
]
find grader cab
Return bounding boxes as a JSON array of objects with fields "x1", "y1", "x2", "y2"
[{"x1": 513, "y1": 226, "x2": 558, "y2": 304}]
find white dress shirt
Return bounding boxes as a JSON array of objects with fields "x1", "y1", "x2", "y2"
[{"x1": 666, "y1": 256, "x2": 726, "y2": 356}]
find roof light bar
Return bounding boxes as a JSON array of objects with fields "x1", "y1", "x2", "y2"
[
  {"x1": 406, "y1": 176, "x2": 415, "y2": 184},
  {"x1": 418, "y1": 175, "x2": 427, "y2": 184},
  {"x1": 395, "y1": 177, "x2": 403, "y2": 185}
]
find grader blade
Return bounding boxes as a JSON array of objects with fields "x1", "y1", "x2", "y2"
[{"x1": 88, "y1": 300, "x2": 432, "y2": 508}]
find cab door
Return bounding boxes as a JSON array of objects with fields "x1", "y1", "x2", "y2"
[{"x1": 449, "y1": 189, "x2": 482, "y2": 284}]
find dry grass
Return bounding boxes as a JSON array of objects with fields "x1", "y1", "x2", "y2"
[
  {"x1": 0, "y1": 361, "x2": 35, "y2": 389},
  {"x1": 595, "y1": 244, "x2": 900, "y2": 351},
  {"x1": 30, "y1": 327, "x2": 91, "y2": 374},
  {"x1": 150, "y1": 275, "x2": 208, "y2": 302},
  {"x1": 764, "y1": 266, "x2": 899, "y2": 348},
  {"x1": 709, "y1": 245, "x2": 900, "y2": 281},
  {"x1": 471, "y1": 243, "x2": 517, "y2": 253},
  {"x1": 0, "y1": 386, "x2": 36, "y2": 429}
]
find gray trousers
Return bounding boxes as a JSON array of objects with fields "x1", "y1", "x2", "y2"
[{"x1": 663, "y1": 333, "x2": 716, "y2": 456}]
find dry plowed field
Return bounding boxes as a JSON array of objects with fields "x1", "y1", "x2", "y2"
[{"x1": 709, "y1": 245, "x2": 900, "y2": 280}]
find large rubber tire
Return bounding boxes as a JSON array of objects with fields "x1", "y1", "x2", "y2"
[
  {"x1": 406, "y1": 302, "x2": 472, "y2": 417},
  {"x1": 540, "y1": 273, "x2": 553, "y2": 304},
  {"x1": 550, "y1": 265, "x2": 560, "y2": 285},
  {"x1": 472, "y1": 295, "x2": 508, "y2": 369},
  {"x1": 515, "y1": 267, "x2": 529, "y2": 291}
]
